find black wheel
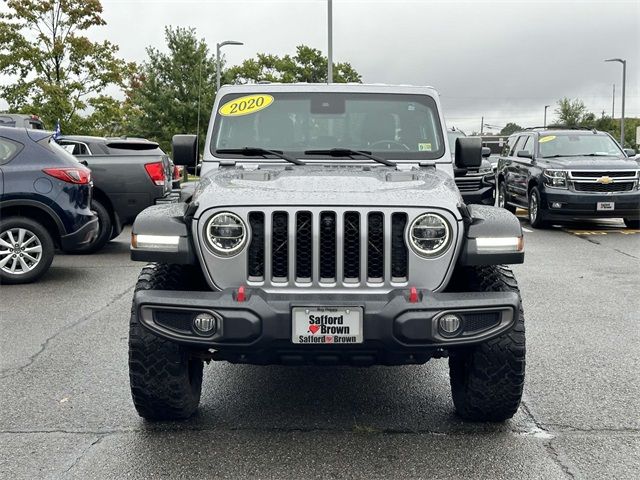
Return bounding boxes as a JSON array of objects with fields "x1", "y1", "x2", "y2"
[
  {"x1": 0, "y1": 217, "x2": 55, "y2": 284},
  {"x1": 527, "y1": 186, "x2": 547, "y2": 228},
  {"x1": 448, "y1": 265, "x2": 525, "y2": 422},
  {"x1": 129, "y1": 263, "x2": 204, "y2": 420},
  {"x1": 67, "y1": 200, "x2": 112, "y2": 254},
  {"x1": 497, "y1": 182, "x2": 516, "y2": 213},
  {"x1": 623, "y1": 218, "x2": 640, "y2": 229}
]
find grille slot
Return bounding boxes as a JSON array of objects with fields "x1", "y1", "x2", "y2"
[
  {"x1": 367, "y1": 212, "x2": 385, "y2": 282},
  {"x1": 455, "y1": 176, "x2": 483, "y2": 192},
  {"x1": 296, "y1": 211, "x2": 312, "y2": 281},
  {"x1": 319, "y1": 212, "x2": 337, "y2": 281},
  {"x1": 248, "y1": 212, "x2": 265, "y2": 279},
  {"x1": 573, "y1": 182, "x2": 634, "y2": 193},
  {"x1": 391, "y1": 213, "x2": 408, "y2": 280},
  {"x1": 343, "y1": 212, "x2": 360, "y2": 281},
  {"x1": 571, "y1": 170, "x2": 637, "y2": 178},
  {"x1": 272, "y1": 212, "x2": 289, "y2": 281}
]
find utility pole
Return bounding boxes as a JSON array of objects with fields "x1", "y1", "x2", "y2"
[
  {"x1": 480, "y1": 116, "x2": 484, "y2": 134},
  {"x1": 544, "y1": 105, "x2": 550, "y2": 128},
  {"x1": 605, "y1": 58, "x2": 626, "y2": 146},
  {"x1": 612, "y1": 84, "x2": 615, "y2": 118},
  {"x1": 216, "y1": 40, "x2": 244, "y2": 91},
  {"x1": 327, "y1": 0, "x2": 333, "y2": 83}
]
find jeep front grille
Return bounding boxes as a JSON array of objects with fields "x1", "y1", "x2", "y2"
[{"x1": 247, "y1": 209, "x2": 409, "y2": 286}]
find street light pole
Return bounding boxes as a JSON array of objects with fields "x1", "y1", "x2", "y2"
[
  {"x1": 327, "y1": 0, "x2": 333, "y2": 83},
  {"x1": 216, "y1": 40, "x2": 244, "y2": 92},
  {"x1": 544, "y1": 105, "x2": 550, "y2": 127},
  {"x1": 605, "y1": 58, "x2": 626, "y2": 146}
]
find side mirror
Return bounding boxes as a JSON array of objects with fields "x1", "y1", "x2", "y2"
[
  {"x1": 516, "y1": 150, "x2": 532, "y2": 159},
  {"x1": 172, "y1": 134, "x2": 198, "y2": 166},
  {"x1": 481, "y1": 146, "x2": 491, "y2": 158},
  {"x1": 455, "y1": 137, "x2": 482, "y2": 169},
  {"x1": 623, "y1": 148, "x2": 636, "y2": 157}
]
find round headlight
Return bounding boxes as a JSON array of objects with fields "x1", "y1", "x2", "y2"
[
  {"x1": 205, "y1": 212, "x2": 247, "y2": 256},
  {"x1": 409, "y1": 213, "x2": 451, "y2": 257}
]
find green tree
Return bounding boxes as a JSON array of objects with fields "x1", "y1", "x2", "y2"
[
  {"x1": 127, "y1": 26, "x2": 216, "y2": 153},
  {"x1": 225, "y1": 45, "x2": 361, "y2": 84},
  {"x1": 0, "y1": 0, "x2": 133, "y2": 132},
  {"x1": 500, "y1": 122, "x2": 522, "y2": 135},
  {"x1": 553, "y1": 98, "x2": 590, "y2": 128}
]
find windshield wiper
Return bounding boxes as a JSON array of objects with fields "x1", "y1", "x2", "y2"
[
  {"x1": 542, "y1": 153, "x2": 617, "y2": 159},
  {"x1": 216, "y1": 147, "x2": 305, "y2": 165},
  {"x1": 304, "y1": 148, "x2": 396, "y2": 167}
]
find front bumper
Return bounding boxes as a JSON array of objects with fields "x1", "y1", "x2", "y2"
[
  {"x1": 134, "y1": 287, "x2": 519, "y2": 365},
  {"x1": 542, "y1": 188, "x2": 640, "y2": 220}
]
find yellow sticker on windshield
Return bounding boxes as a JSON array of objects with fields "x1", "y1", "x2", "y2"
[
  {"x1": 539, "y1": 135, "x2": 556, "y2": 143},
  {"x1": 219, "y1": 94, "x2": 274, "y2": 117},
  {"x1": 418, "y1": 143, "x2": 432, "y2": 151}
]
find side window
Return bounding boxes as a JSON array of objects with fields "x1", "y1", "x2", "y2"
[
  {"x1": 59, "y1": 141, "x2": 89, "y2": 155},
  {"x1": 0, "y1": 137, "x2": 22, "y2": 165},
  {"x1": 510, "y1": 135, "x2": 527, "y2": 156},
  {"x1": 503, "y1": 136, "x2": 515, "y2": 156},
  {"x1": 522, "y1": 136, "x2": 534, "y2": 153}
]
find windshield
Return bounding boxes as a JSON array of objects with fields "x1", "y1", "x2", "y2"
[
  {"x1": 539, "y1": 134, "x2": 623, "y2": 158},
  {"x1": 211, "y1": 92, "x2": 445, "y2": 161}
]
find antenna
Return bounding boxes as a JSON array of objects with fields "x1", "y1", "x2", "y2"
[{"x1": 195, "y1": 50, "x2": 203, "y2": 182}]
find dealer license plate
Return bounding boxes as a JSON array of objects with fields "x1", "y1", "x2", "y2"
[
  {"x1": 291, "y1": 307, "x2": 363, "y2": 344},
  {"x1": 597, "y1": 202, "x2": 615, "y2": 211}
]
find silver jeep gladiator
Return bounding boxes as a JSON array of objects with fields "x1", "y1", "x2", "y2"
[{"x1": 129, "y1": 84, "x2": 526, "y2": 422}]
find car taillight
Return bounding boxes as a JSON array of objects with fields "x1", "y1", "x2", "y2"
[
  {"x1": 145, "y1": 162, "x2": 166, "y2": 186},
  {"x1": 42, "y1": 167, "x2": 91, "y2": 184}
]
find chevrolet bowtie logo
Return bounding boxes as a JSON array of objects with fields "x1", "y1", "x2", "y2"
[{"x1": 596, "y1": 176, "x2": 614, "y2": 185}]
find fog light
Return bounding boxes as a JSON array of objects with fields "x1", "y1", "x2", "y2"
[
  {"x1": 193, "y1": 312, "x2": 219, "y2": 335},
  {"x1": 551, "y1": 202, "x2": 562, "y2": 209},
  {"x1": 438, "y1": 313, "x2": 462, "y2": 336}
]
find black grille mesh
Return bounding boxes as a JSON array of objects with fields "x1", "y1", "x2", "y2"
[
  {"x1": 296, "y1": 211, "x2": 312, "y2": 280},
  {"x1": 367, "y1": 212, "x2": 384, "y2": 280},
  {"x1": 343, "y1": 212, "x2": 360, "y2": 280},
  {"x1": 573, "y1": 182, "x2": 634, "y2": 193},
  {"x1": 272, "y1": 212, "x2": 289, "y2": 279},
  {"x1": 248, "y1": 212, "x2": 265, "y2": 278},
  {"x1": 319, "y1": 212, "x2": 336, "y2": 279},
  {"x1": 391, "y1": 213, "x2": 408, "y2": 279},
  {"x1": 462, "y1": 312, "x2": 500, "y2": 333}
]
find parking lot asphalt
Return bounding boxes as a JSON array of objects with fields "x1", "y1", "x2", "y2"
[{"x1": 1, "y1": 217, "x2": 639, "y2": 479}]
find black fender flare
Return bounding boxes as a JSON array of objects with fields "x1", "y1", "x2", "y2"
[
  {"x1": 130, "y1": 203, "x2": 197, "y2": 265},
  {"x1": 459, "y1": 204, "x2": 524, "y2": 265}
]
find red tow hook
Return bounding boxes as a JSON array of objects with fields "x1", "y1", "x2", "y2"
[
  {"x1": 236, "y1": 285, "x2": 246, "y2": 302},
  {"x1": 408, "y1": 286, "x2": 419, "y2": 303}
]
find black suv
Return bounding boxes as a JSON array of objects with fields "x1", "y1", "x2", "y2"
[
  {"x1": 496, "y1": 128, "x2": 640, "y2": 228},
  {"x1": 0, "y1": 127, "x2": 98, "y2": 283}
]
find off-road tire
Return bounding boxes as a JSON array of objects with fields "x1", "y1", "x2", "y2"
[
  {"x1": 129, "y1": 263, "x2": 204, "y2": 420},
  {"x1": 0, "y1": 216, "x2": 55, "y2": 284},
  {"x1": 497, "y1": 182, "x2": 516, "y2": 213},
  {"x1": 623, "y1": 218, "x2": 640, "y2": 229},
  {"x1": 448, "y1": 265, "x2": 525, "y2": 422},
  {"x1": 528, "y1": 186, "x2": 547, "y2": 228},
  {"x1": 67, "y1": 200, "x2": 112, "y2": 254}
]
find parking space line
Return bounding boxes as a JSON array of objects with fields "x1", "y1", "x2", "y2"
[{"x1": 563, "y1": 229, "x2": 639, "y2": 236}]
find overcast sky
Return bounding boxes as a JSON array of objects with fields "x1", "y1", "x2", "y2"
[{"x1": 3, "y1": 0, "x2": 639, "y2": 134}]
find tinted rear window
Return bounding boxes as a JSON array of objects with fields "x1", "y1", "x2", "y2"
[{"x1": 106, "y1": 142, "x2": 164, "y2": 155}]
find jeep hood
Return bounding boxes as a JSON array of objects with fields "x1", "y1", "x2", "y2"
[{"x1": 191, "y1": 166, "x2": 462, "y2": 217}]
